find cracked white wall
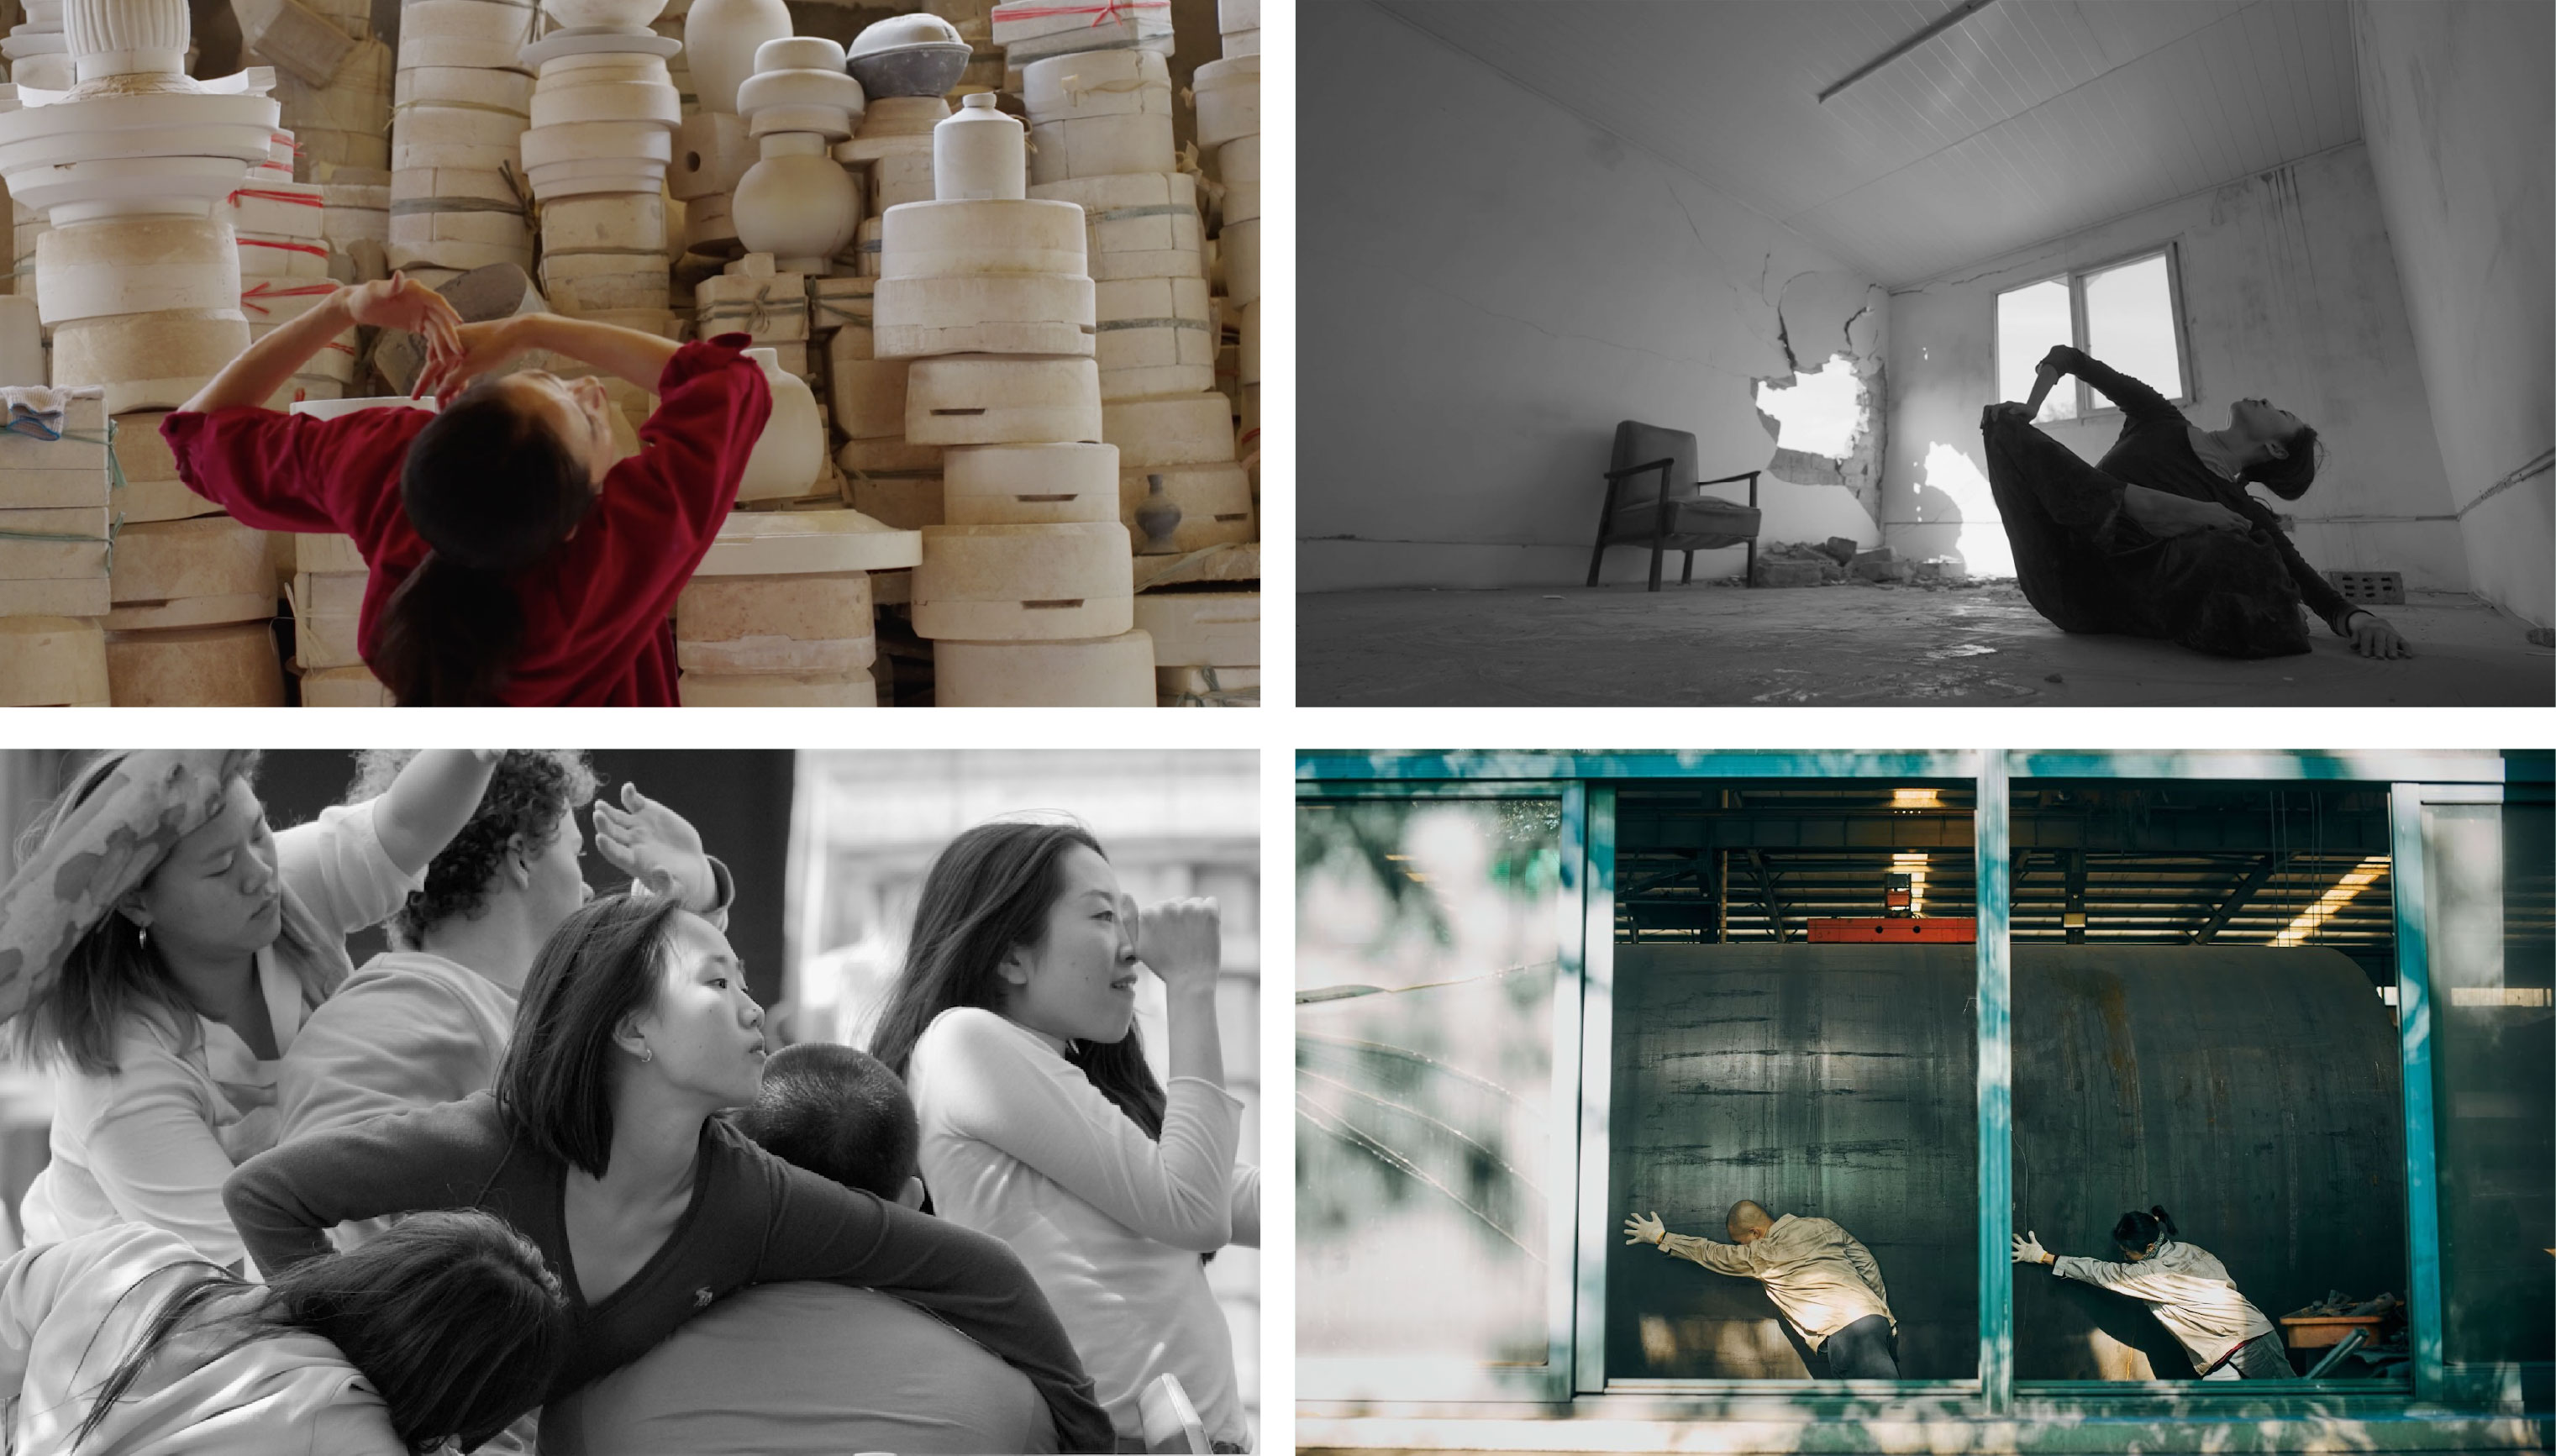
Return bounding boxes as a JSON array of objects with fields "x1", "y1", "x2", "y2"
[{"x1": 1301, "y1": 0, "x2": 1885, "y2": 591}]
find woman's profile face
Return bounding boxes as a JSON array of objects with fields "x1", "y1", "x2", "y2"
[
  {"x1": 126, "y1": 777, "x2": 282, "y2": 963},
  {"x1": 502, "y1": 371, "x2": 618, "y2": 489},
  {"x1": 628, "y1": 912, "x2": 766, "y2": 1108},
  {"x1": 999, "y1": 844, "x2": 1142, "y2": 1047}
]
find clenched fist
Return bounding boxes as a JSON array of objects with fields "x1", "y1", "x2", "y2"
[{"x1": 1135, "y1": 897, "x2": 1222, "y2": 991}]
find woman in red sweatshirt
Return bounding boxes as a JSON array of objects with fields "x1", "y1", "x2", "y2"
[{"x1": 160, "y1": 275, "x2": 772, "y2": 706}]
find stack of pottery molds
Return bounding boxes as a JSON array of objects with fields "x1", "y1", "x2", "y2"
[
  {"x1": 668, "y1": 0, "x2": 789, "y2": 266},
  {"x1": 320, "y1": 173, "x2": 392, "y2": 284},
  {"x1": 2, "y1": 0, "x2": 75, "y2": 92},
  {"x1": 521, "y1": 0, "x2": 681, "y2": 344},
  {"x1": 246, "y1": 0, "x2": 394, "y2": 182},
  {"x1": 893, "y1": 95, "x2": 1146, "y2": 707},
  {"x1": 697, "y1": 252, "x2": 808, "y2": 380},
  {"x1": 990, "y1": 0, "x2": 1171, "y2": 84},
  {"x1": 0, "y1": 388, "x2": 112, "y2": 706},
  {"x1": 228, "y1": 132, "x2": 351, "y2": 409},
  {"x1": 723, "y1": 31, "x2": 860, "y2": 455},
  {"x1": 1133, "y1": 586, "x2": 1254, "y2": 706},
  {"x1": 391, "y1": 0, "x2": 539, "y2": 289},
  {"x1": 1, "y1": 0, "x2": 295, "y2": 705},
  {"x1": 676, "y1": 503, "x2": 919, "y2": 707},
  {"x1": 1218, "y1": 0, "x2": 1258, "y2": 55}
]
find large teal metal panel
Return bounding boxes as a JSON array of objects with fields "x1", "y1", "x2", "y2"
[
  {"x1": 2388, "y1": 786, "x2": 2448, "y2": 1402},
  {"x1": 1979, "y1": 754, "x2": 2015, "y2": 1411}
]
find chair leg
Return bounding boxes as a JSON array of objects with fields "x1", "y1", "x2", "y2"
[
  {"x1": 1683, "y1": 550, "x2": 1695, "y2": 585},
  {"x1": 1648, "y1": 539, "x2": 1665, "y2": 591},
  {"x1": 1586, "y1": 540, "x2": 1606, "y2": 587},
  {"x1": 1744, "y1": 539, "x2": 1757, "y2": 588}
]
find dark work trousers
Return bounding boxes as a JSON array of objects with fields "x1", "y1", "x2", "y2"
[
  {"x1": 2202, "y1": 1331, "x2": 2297, "y2": 1380},
  {"x1": 1821, "y1": 1314, "x2": 1901, "y2": 1379},
  {"x1": 1979, "y1": 407, "x2": 2311, "y2": 659}
]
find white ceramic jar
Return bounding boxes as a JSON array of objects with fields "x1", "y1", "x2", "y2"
[
  {"x1": 933, "y1": 92, "x2": 1023, "y2": 201},
  {"x1": 736, "y1": 345, "x2": 827, "y2": 500},
  {"x1": 682, "y1": 0, "x2": 792, "y2": 114},
  {"x1": 732, "y1": 132, "x2": 858, "y2": 270}
]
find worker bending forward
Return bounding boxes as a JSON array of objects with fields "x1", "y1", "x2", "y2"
[
  {"x1": 2014, "y1": 1206, "x2": 2291, "y2": 1380},
  {"x1": 1623, "y1": 1201, "x2": 1900, "y2": 1378}
]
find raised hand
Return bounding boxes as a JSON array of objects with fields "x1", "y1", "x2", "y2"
[
  {"x1": 1623, "y1": 1211, "x2": 1667, "y2": 1246},
  {"x1": 592, "y1": 781, "x2": 718, "y2": 914},
  {"x1": 1134, "y1": 897, "x2": 1222, "y2": 991},
  {"x1": 413, "y1": 318, "x2": 537, "y2": 403},
  {"x1": 2011, "y1": 1229, "x2": 2051, "y2": 1265},
  {"x1": 342, "y1": 274, "x2": 460, "y2": 353}
]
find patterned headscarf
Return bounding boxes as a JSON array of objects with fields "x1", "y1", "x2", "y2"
[{"x1": 0, "y1": 750, "x2": 268, "y2": 1023}]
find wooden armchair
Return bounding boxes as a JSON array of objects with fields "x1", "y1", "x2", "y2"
[{"x1": 1586, "y1": 420, "x2": 1763, "y2": 591}]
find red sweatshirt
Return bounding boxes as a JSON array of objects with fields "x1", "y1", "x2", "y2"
[{"x1": 160, "y1": 334, "x2": 772, "y2": 707}]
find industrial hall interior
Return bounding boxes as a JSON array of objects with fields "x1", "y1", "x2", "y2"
[
  {"x1": 1298, "y1": 0, "x2": 2553, "y2": 707},
  {"x1": 0, "y1": 0, "x2": 1261, "y2": 708},
  {"x1": 1296, "y1": 749, "x2": 2553, "y2": 1456}
]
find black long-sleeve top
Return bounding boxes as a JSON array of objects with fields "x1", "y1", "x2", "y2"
[
  {"x1": 2048, "y1": 345, "x2": 2354, "y2": 628},
  {"x1": 223, "y1": 1092, "x2": 1116, "y2": 1453}
]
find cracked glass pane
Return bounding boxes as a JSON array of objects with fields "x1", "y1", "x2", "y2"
[{"x1": 1296, "y1": 798, "x2": 1563, "y2": 1368}]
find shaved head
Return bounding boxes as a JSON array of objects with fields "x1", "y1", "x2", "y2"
[{"x1": 1726, "y1": 1200, "x2": 1774, "y2": 1242}]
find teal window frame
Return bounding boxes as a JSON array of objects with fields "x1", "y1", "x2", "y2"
[{"x1": 1295, "y1": 749, "x2": 2505, "y2": 1418}]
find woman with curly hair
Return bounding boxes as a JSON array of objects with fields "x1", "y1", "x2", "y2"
[
  {"x1": 0, "y1": 750, "x2": 495, "y2": 1269},
  {"x1": 1981, "y1": 344, "x2": 2410, "y2": 660},
  {"x1": 0, "y1": 1209, "x2": 565, "y2": 1453},
  {"x1": 870, "y1": 821, "x2": 1258, "y2": 1453},
  {"x1": 279, "y1": 751, "x2": 727, "y2": 1147}
]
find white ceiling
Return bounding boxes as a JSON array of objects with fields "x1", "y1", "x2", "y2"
[{"x1": 1373, "y1": 0, "x2": 2365, "y2": 288}]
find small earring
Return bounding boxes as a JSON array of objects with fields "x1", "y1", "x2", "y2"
[
  {"x1": 135, "y1": 924, "x2": 150, "y2": 951},
  {"x1": 639, "y1": 1045, "x2": 653, "y2": 1063}
]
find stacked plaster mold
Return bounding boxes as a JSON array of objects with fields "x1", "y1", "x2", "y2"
[
  {"x1": 241, "y1": 0, "x2": 394, "y2": 182},
  {"x1": 667, "y1": 0, "x2": 787, "y2": 269},
  {"x1": 1, "y1": 0, "x2": 289, "y2": 704},
  {"x1": 228, "y1": 128, "x2": 353, "y2": 410},
  {"x1": 990, "y1": 0, "x2": 1171, "y2": 94},
  {"x1": 4, "y1": 3, "x2": 67, "y2": 321},
  {"x1": 671, "y1": 34, "x2": 923, "y2": 708},
  {"x1": 389, "y1": 0, "x2": 538, "y2": 291},
  {"x1": 824, "y1": 13, "x2": 972, "y2": 636},
  {"x1": 522, "y1": 0, "x2": 683, "y2": 434},
  {"x1": 897, "y1": 92, "x2": 1154, "y2": 706},
  {"x1": 0, "y1": 388, "x2": 113, "y2": 706}
]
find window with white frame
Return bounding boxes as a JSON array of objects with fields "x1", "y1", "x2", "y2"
[{"x1": 1996, "y1": 246, "x2": 2190, "y2": 425}]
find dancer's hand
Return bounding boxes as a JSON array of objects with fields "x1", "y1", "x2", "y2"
[
  {"x1": 594, "y1": 781, "x2": 718, "y2": 914},
  {"x1": 342, "y1": 274, "x2": 461, "y2": 353},
  {"x1": 2012, "y1": 1230, "x2": 2053, "y2": 1265},
  {"x1": 1136, "y1": 897, "x2": 1222, "y2": 992},
  {"x1": 2123, "y1": 484, "x2": 2248, "y2": 538},
  {"x1": 2348, "y1": 612, "x2": 2413, "y2": 660},
  {"x1": 413, "y1": 317, "x2": 539, "y2": 402},
  {"x1": 1624, "y1": 1211, "x2": 1667, "y2": 1246}
]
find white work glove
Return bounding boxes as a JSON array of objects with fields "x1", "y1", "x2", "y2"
[
  {"x1": 1622, "y1": 1211, "x2": 1667, "y2": 1247},
  {"x1": 2011, "y1": 1229, "x2": 2051, "y2": 1265}
]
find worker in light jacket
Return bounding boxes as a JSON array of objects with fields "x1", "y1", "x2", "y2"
[
  {"x1": 1624, "y1": 1201, "x2": 1900, "y2": 1378},
  {"x1": 2014, "y1": 1205, "x2": 2292, "y2": 1380}
]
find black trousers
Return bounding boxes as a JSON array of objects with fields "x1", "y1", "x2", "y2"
[
  {"x1": 1979, "y1": 408, "x2": 2311, "y2": 659},
  {"x1": 1821, "y1": 1314, "x2": 1900, "y2": 1379}
]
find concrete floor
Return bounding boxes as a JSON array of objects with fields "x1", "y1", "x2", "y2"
[{"x1": 1301, "y1": 582, "x2": 2553, "y2": 707}]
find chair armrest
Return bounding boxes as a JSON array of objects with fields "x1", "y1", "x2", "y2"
[
  {"x1": 1604, "y1": 457, "x2": 1679, "y2": 482},
  {"x1": 1696, "y1": 470, "x2": 1762, "y2": 486}
]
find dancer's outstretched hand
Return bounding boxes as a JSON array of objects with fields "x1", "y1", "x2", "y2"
[
  {"x1": 1623, "y1": 1211, "x2": 1667, "y2": 1246},
  {"x1": 594, "y1": 781, "x2": 718, "y2": 914},
  {"x1": 2348, "y1": 612, "x2": 2413, "y2": 660}
]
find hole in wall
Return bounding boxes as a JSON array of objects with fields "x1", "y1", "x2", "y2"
[{"x1": 1754, "y1": 352, "x2": 1865, "y2": 458}]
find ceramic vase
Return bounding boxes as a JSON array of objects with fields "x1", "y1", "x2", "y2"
[
  {"x1": 738, "y1": 345, "x2": 826, "y2": 499},
  {"x1": 684, "y1": 0, "x2": 793, "y2": 115},
  {"x1": 934, "y1": 92, "x2": 1023, "y2": 200},
  {"x1": 733, "y1": 133, "x2": 857, "y2": 269}
]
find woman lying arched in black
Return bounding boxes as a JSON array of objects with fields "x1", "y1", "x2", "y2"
[{"x1": 1980, "y1": 344, "x2": 2410, "y2": 660}]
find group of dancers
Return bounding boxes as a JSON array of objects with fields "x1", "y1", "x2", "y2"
[{"x1": 0, "y1": 749, "x2": 1254, "y2": 1453}]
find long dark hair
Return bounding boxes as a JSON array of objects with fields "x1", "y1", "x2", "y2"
[
  {"x1": 868, "y1": 821, "x2": 1168, "y2": 1142},
  {"x1": 2247, "y1": 424, "x2": 2323, "y2": 500},
  {"x1": 8, "y1": 751, "x2": 344, "y2": 1077},
  {"x1": 2112, "y1": 1205, "x2": 2178, "y2": 1253},
  {"x1": 374, "y1": 380, "x2": 592, "y2": 705},
  {"x1": 75, "y1": 1210, "x2": 568, "y2": 1453},
  {"x1": 495, "y1": 891, "x2": 684, "y2": 1179}
]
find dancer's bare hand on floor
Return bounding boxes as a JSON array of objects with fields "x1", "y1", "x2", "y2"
[
  {"x1": 2122, "y1": 484, "x2": 2248, "y2": 539},
  {"x1": 2348, "y1": 612, "x2": 2413, "y2": 660}
]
